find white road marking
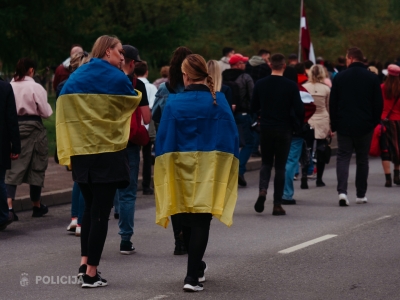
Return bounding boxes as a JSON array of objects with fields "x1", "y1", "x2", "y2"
[
  {"x1": 375, "y1": 215, "x2": 391, "y2": 221},
  {"x1": 278, "y1": 234, "x2": 337, "y2": 254},
  {"x1": 147, "y1": 295, "x2": 168, "y2": 300}
]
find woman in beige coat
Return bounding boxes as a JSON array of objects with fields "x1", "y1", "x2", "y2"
[{"x1": 303, "y1": 64, "x2": 331, "y2": 187}]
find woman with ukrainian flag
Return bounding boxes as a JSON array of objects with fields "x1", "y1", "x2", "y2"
[
  {"x1": 154, "y1": 54, "x2": 239, "y2": 292},
  {"x1": 56, "y1": 35, "x2": 142, "y2": 288}
]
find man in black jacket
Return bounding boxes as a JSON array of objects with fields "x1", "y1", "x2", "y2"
[
  {"x1": 330, "y1": 47, "x2": 383, "y2": 207},
  {"x1": 251, "y1": 54, "x2": 304, "y2": 216},
  {"x1": 222, "y1": 54, "x2": 255, "y2": 187},
  {"x1": 0, "y1": 80, "x2": 20, "y2": 230}
]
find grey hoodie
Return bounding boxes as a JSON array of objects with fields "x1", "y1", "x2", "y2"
[
  {"x1": 248, "y1": 56, "x2": 265, "y2": 67},
  {"x1": 218, "y1": 56, "x2": 231, "y2": 74}
]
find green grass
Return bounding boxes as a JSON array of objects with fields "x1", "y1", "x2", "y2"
[{"x1": 43, "y1": 95, "x2": 56, "y2": 157}]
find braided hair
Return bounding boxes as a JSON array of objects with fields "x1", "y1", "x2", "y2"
[{"x1": 182, "y1": 54, "x2": 217, "y2": 105}]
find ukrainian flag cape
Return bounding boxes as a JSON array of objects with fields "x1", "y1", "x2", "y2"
[
  {"x1": 154, "y1": 90, "x2": 239, "y2": 228},
  {"x1": 56, "y1": 58, "x2": 141, "y2": 166}
]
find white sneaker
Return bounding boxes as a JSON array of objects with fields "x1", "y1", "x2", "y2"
[
  {"x1": 67, "y1": 219, "x2": 77, "y2": 231},
  {"x1": 183, "y1": 283, "x2": 204, "y2": 292},
  {"x1": 75, "y1": 226, "x2": 81, "y2": 237},
  {"x1": 356, "y1": 197, "x2": 368, "y2": 204},
  {"x1": 339, "y1": 194, "x2": 349, "y2": 207}
]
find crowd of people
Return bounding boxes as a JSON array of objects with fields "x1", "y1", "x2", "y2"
[{"x1": 1, "y1": 36, "x2": 400, "y2": 293}]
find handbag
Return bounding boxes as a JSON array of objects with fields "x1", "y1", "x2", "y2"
[
  {"x1": 317, "y1": 138, "x2": 332, "y2": 164},
  {"x1": 299, "y1": 140, "x2": 311, "y2": 167},
  {"x1": 369, "y1": 97, "x2": 399, "y2": 157}
]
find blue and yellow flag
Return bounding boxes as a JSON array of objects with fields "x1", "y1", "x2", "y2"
[
  {"x1": 154, "y1": 90, "x2": 239, "y2": 228},
  {"x1": 56, "y1": 58, "x2": 141, "y2": 166}
]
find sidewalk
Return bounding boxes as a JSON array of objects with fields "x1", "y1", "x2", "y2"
[{"x1": 12, "y1": 136, "x2": 338, "y2": 212}]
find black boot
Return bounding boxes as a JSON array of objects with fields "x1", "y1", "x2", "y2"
[
  {"x1": 316, "y1": 158, "x2": 326, "y2": 187},
  {"x1": 394, "y1": 170, "x2": 400, "y2": 185},
  {"x1": 300, "y1": 176, "x2": 308, "y2": 189},
  {"x1": 385, "y1": 173, "x2": 392, "y2": 187}
]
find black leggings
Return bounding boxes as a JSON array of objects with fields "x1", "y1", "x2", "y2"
[
  {"x1": 141, "y1": 141, "x2": 153, "y2": 189},
  {"x1": 181, "y1": 213, "x2": 212, "y2": 285},
  {"x1": 6, "y1": 184, "x2": 42, "y2": 202},
  {"x1": 79, "y1": 182, "x2": 118, "y2": 266}
]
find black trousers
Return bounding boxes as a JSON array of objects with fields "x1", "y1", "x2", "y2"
[
  {"x1": 181, "y1": 213, "x2": 212, "y2": 285},
  {"x1": 141, "y1": 140, "x2": 153, "y2": 189},
  {"x1": 79, "y1": 182, "x2": 118, "y2": 266},
  {"x1": 336, "y1": 131, "x2": 373, "y2": 198},
  {"x1": 259, "y1": 129, "x2": 292, "y2": 204}
]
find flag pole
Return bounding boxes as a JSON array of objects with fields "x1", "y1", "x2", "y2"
[{"x1": 298, "y1": 0, "x2": 304, "y2": 62}]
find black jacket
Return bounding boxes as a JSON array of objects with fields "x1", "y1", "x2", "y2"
[
  {"x1": 330, "y1": 62, "x2": 383, "y2": 136},
  {"x1": 222, "y1": 69, "x2": 254, "y2": 113},
  {"x1": 245, "y1": 62, "x2": 272, "y2": 83},
  {"x1": 0, "y1": 80, "x2": 21, "y2": 169}
]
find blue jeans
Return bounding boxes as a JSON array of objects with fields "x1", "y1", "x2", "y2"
[
  {"x1": 283, "y1": 137, "x2": 303, "y2": 200},
  {"x1": 235, "y1": 114, "x2": 255, "y2": 175},
  {"x1": 71, "y1": 182, "x2": 85, "y2": 225},
  {"x1": 116, "y1": 144, "x2": 140, "y2": 241},
  {"x1": 0, "y1": 168, "x2": 8, "y2": 224}
]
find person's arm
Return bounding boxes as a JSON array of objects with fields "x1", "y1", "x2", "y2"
[
  {"x1": 329, "y1": 77, "x2": 338, "y2": 132},
  {"x1": 372, "y1": 77, "x2": 384, "y2": 126},
  {"x1": 246, "y1": 74, "x2": 254, "y2": 101},
  {"x1": 251, "y1": 83, "x2": 260, "y2": 114},
  {"x1": 140, "y1": 105, "x2": 151, "y2": 125},
  {"x1": 293, "y1": 87, "x2": 305, "y2": 125},
  {"x1": 34, "y1": 84, "x2": 53, "y2": 118},
  {"x1": 5, "y1": 83, "x2": 21, "y2": 156}
]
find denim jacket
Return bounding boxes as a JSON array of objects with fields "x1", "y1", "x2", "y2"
[{"x1": 152, "y1": 82, "x2": 184, "y2": 123}]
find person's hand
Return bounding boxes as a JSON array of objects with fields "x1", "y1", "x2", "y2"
[{"x1": 10, "y1": 153, "x2": 19, "y2": 160}]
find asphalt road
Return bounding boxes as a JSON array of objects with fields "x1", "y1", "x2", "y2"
[{"x1": 1, "y1": 157, "x2": 400, "y2": 300}]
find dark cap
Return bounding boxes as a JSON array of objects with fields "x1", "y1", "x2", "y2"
[
  {"x1": 122, "y1": 45, "x2": 141, "y2": 62},
  {"x1": 288, "y1": 53, "x2": 298, "y2": 60}
]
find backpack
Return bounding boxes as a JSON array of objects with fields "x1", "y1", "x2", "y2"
[
  {"x1": 223, "y1": 75, "x2": 251, "y2": 111},
  {"x1": 129, "y1": 78, "x2": 150, "y2": 146},
  {"x1": 222, "y1": 80, "x2": 242, "y2": 110}
]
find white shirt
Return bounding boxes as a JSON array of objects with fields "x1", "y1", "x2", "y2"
[{"x1": 138, "y1": 77, "x2": 157, "y2": 110}]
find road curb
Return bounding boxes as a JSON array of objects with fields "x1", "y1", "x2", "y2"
[{"x1": 12, "y1": 147, "x2": 338, "y2": 213}]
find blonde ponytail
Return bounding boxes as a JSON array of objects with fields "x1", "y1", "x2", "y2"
[{"x1": 207, "y1": 75, "x2": 217, "y2": 105}]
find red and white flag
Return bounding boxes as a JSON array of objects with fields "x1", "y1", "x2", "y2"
[{"x1": 300, "y1": 4, "x2": 315, "y2": 63}]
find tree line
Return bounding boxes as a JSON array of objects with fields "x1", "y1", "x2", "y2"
[{"x1": 1, "y1": 0, "x2": 400, "y2": 74}]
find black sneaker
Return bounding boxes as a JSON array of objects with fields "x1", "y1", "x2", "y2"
[
  {"x1": 120, "y1": 240, "x2": 135, "y2": 255},
  {"x1": 254, "y1": 190, "x2": 267, "y2": 213},
  {"x1": 0, "y1": 211, "x2": 14, "y2": 231},
  {"x1": 143, "y1": 187, "x2": 154, "y2": 195},
  {"x1": 9, "y1": 208, "x2": 18, "y2": 221},
  {"x1": 183, "y1": 283, "x2": 203, "y2": 292},
  {"x1": 78, "y1": 264, "x2": 87, "y2": 279},
  {"x1": 32, "y1": 204, "x2": 48, "y2": 218},
  {"x1": 81, "y1": 272, "x2": 107, "y2": 288},
  {"x1": 198, "y1": 261, "x2": 208, "y2": 283},
  {"x1": 281, "y1": 199, "x2": 297, "y2": 205},
  {"x1": 238, "y1": 174, "x2": 247, "y2": 187}
]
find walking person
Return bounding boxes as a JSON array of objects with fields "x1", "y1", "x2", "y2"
[
  {"x1": 222, "y1": 54, "x2": 255, "y2": 186},
  {"x1": 57, "y1": 51, "x2": 90, "y2": 237},
  {"x1": 303, "y1": 64, "x2": 331, "y2": 188},
  {"x1": 330, "y1": 47, "x2": 383, "y2": 206},
  {"x1": 379, "y1": 64, "x2": 400, "y2": 187},
  {"x1": 6, "y1": 58, "x2": 53, "y2": 220},
  {"x1": 56, "y1": 35, "x2": 141, "y2": 287},
  {"x1": 252, "y1": 54, "x2": 304, "y2": 215},
  {"x1": 0, "y1": 79, "x2": 20, "y2": 231},
  {"x1": 154, "y1": 54, "x2": 239, "y2": 292},
  {"x1": 152, "y1": 46, "x2": 193, "y2": 256}
]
